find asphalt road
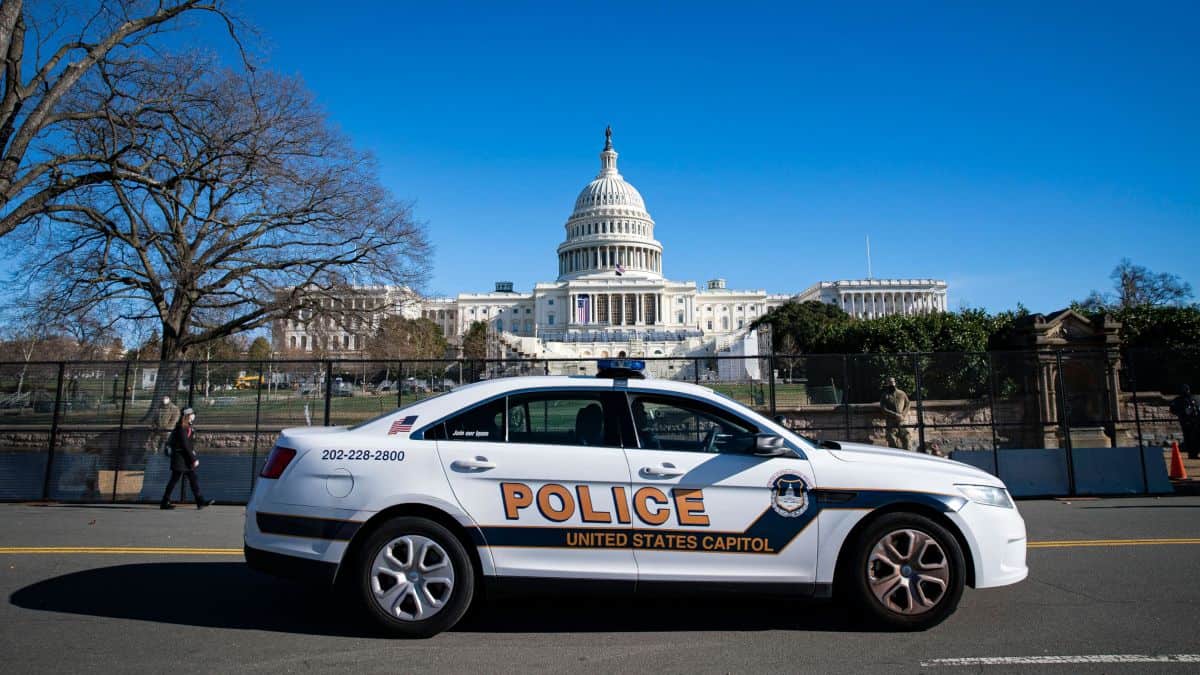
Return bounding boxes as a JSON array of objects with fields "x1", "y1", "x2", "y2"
[{"x1": 2, "y1": 497, "x2": 1198, "y2": 674}]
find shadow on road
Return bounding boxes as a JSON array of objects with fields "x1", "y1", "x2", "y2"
[
  {"x1": 10, "y1": 562, "x2": 874, "y2": 636},
  {"x1": 27, "y1": 503, "x2": 150, "y2": 511},
  {"x1": 1079, "y1": 504, "x2": 1200, "y2": 509}
]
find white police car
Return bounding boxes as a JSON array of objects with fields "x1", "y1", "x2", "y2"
[{"x1": 245, "y1": 360, "x2": 1027, "y2": 637}]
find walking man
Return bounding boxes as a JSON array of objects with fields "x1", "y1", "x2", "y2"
[
  {"x1": 160, "y1": 407, "x2": 214, "y2": 509},
  {"x1": 1169, "y1": 384, "x2": 1200, "y2": 460},
  {"x1": 881, "y1": 377, "x2": 912, "y2": 451}
]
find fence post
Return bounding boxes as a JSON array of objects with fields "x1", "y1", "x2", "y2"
[
  {"x1": 182, "y1": 361, "x2": 194, "y2": 504},
  {"x1": 1126, "y1": 351, "x2": 1149, "y2": 494},
  {"x1": 1054, "y1": 350, "x2": 1076, "y2": 496},
  {"x1": 187, "y1": 361, "x2": 196, "y2": 408},
  {"x1": 113, "y1": 360, "x2": 132, "y2": 504},
  {"x1": 987, "y1": 352, "x2": 1000, "y2": 477},
  {"x1": 842, "y1": 354, "x2": 851, "y2": 440},
  {"x1": 41, "y1": 362, "x2": 66, "y2": 500},
  {"x1": 912, "y1": 353, "x2": 926, "y2": 454},
  {"x1": 767, "y1": 354, "x2": 777, "y2": 418},
  {"x1": 323, "y1": 360, "x2": 333, "y2": 426},
  {"x1": 249, "y1": 361, "x2": 265, "y2": 489},
  {"x1": 397, "y1": 361, "x2": 403, "y2": 408},
  {"x1": 693, "y1": 358, "x2": 700, "y2": 385}
]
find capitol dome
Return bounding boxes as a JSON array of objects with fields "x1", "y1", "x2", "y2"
[
  {"x1": 557, "y1": 128, "x2": 664, "y2": 281},
  {"x1": 572, "y1": 166, "x2": 646, "y2": 212}
]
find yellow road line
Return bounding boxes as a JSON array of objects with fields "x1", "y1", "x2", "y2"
[{"x1": 1028, "y1": 538, "x2": 1200, "y2": 549}]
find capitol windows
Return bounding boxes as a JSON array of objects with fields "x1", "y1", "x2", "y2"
[
  {"x1": 548, "y1": 299, "x2": 554, "y2": 306},
  {"x1": 289, "y1": 336, "x2": 297, "y2": 349},
  {"x1": 722, "y1": 317, "x2": 730, "y2": 330},
  {"x1": 678, "y1": 312, "x2": 684, "y2": 323},
  {"x1": 548, "y1": 314, "x2": 556, "y2": 325},
  {"x1": 497, "y1": 319, "x2": 504, "y2": 331},
  {"x1": 706, "y1": 320, "x2": 713, "y2": 330},
  {"x1": 738, "y1": 319, "x2": 745, "y2": 329}
]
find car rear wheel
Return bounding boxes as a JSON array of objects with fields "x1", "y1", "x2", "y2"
[
  {"x1": 356, "y1": 517, "x2": 474, "y2": 637},
  {"x1": 847, "y1": 512, "x2": 965, "y2": 630}
]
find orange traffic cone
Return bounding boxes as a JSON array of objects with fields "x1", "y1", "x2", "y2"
[{"x1": 1169, "y1": 441, "x2": 1188, "y2": 480}]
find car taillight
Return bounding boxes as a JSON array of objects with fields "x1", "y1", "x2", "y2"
[{"x1": 260, "y1": 446, "x2": 297, "y2": 479}]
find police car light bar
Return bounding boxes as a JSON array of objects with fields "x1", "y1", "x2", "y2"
[{"x1": 596, "y1": 358, "x2": 646, "y2": 379}]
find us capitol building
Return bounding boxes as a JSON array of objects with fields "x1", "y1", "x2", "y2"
[{"x1": 277, "y1": 129, "x2": 948, "y2": 362}]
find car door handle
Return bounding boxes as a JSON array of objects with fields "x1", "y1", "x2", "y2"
[
  {"x1": 451, "y1": 456, "x2": 496, "y2": 471},
  {"x1": 640, "y1": 463, "x2": 685, "y2": 478}
]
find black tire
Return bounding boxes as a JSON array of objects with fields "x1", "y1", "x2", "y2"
[
  {"x1": 355, "y1": 517, "x2": 475, "y2": 638},
  {"x1": 845, "y1": 512, "x2": 965, "y2": 631}
]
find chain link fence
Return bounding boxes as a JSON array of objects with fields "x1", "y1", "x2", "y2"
[{"x1": 0, "y1": 348, "x2": 1192, "y2": 503}]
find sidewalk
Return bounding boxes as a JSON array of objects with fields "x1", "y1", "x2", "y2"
[{"x1": 1163, "y1": 448, "x2": 1200, "y2": 495}]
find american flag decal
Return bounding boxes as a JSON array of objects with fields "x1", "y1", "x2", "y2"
[{"x1": 389, "y1": 415, "x2": 418, "y2": 435}]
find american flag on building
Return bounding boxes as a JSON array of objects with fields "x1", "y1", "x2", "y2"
[
  {"x1": 576, "y1": 295, "x2": 590, "y2": 323},
  {"x1": 388, "y1": 415, "x2": 418, "y2": 435}
]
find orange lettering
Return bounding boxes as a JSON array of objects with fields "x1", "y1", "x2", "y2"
[
  {"x1": 634, "y1": 487, "x2": 670, "y2": 525},
  {"x1": 501, "y1": 482, "x2": 532, "y2": 520},
  {"x1": 612, "y1": 486, "x2": 632, "y2": 524},
  {"x1": 537, "y1": 484, "x2": 576, "y2": 522},
  {"x1": 577, "y1": 485, "x2": 613, "y2": 523},
  {"x1": 672, "y1": 488, "x2": 710, "y2": 526}
]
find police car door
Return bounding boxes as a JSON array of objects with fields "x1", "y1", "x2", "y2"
[
  {"x1": 622, "y1": 391, "x2": 819, "y2": 586},
  {"x1": 434, "y1": 388, "x2": 635, "y2": 585}
]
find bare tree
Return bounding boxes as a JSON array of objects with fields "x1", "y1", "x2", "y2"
[
  {"x1": 1079, "y1": 259, "x2": 1194, "y2": 310},
  {"x1": 8, "y1": 55, "x2": 430, "y2": 365},
  {"x1": 0, "y1": 0, "x2": 242, "y2": 238}
]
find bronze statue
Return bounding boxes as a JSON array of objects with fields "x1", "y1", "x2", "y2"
[{"x1": 880, "y1": 377, "x2": 911, "y2": 450}]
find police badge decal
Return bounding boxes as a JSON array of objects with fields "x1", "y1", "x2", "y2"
[{"x1": 769, "y1": 471, "x2": 809, "y2": 517}]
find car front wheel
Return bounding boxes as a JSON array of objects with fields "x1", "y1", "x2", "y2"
[
  {"x1": 356, "y1": 517, "x2": 475, "y2": 638},
  {"x1": 847, "y1": 512, "x2": 965, "y2": 630}
]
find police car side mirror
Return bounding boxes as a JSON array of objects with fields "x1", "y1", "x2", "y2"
[{"x1": 753, "y1": 433, "x2": 795, "y2": 458}]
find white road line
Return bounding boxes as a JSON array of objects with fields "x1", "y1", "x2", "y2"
[{"x1": 921, "y1": 654, "x2": 1200, "y2": 667}]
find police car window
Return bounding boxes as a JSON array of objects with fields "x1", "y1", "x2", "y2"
[
  {"x1": 436, "y1": 397, "x2": 507, "y2": 442},
  {"x1": 507, "y1": 391, "x2": 619, "y2": 448},
  {"x1": 630, "y1": 394, "x2": 758, "y2": 454}
]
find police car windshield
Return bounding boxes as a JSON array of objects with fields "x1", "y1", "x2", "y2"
[{"x1": 347, "y1": 391, "x2": 451, "y2": 431}]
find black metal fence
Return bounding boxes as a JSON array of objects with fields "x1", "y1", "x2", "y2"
[{"x1": 0, "y1": 348, "x2": 1194, "y2": 503}]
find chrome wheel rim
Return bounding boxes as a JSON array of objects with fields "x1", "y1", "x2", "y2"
[
  {"x1": 370, "y1": 535, "x2": 456, "y2": 621},
  {"x1": 866, "y1": 528, "x2": 950, "y2": 616}
]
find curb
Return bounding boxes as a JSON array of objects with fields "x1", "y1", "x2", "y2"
[{"x1": 1171, "y1": 480, "x2": 1200, "y2": 496}]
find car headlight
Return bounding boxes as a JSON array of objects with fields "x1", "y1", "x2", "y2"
[{"x1": 955, "y1": 484, "x2": 1013, "y2": 508}]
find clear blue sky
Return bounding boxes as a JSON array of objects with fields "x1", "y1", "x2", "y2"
[{"x1": 189, "y1": 1, "x2": 1196, "y2": 312}]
